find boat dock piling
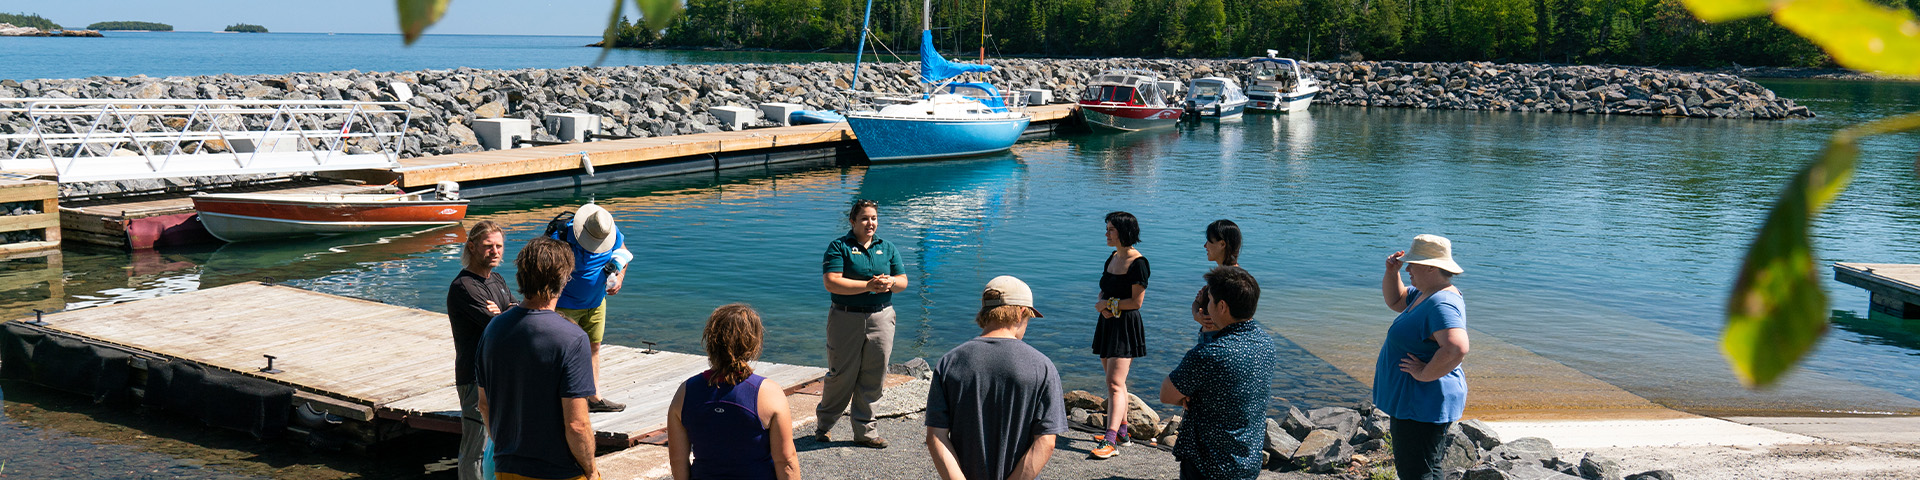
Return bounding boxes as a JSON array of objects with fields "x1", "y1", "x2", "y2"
[
  {"x1": 0, "y1": 178, "x2": 59, "y2": 257},
  {"x1": 0, "y1": 282, "x2": 827, "y2": 449},
  {"x1": 1835, "y1": 262, "x2": 1920, "y2": 319}
]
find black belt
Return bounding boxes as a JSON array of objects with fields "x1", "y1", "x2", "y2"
[{"x1": 833, "y1": 303, "x2": 891, "y2": 313}]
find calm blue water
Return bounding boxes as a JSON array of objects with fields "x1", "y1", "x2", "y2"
[
  {"x1": 7, "y1": 79, "x2": 1918, "y2": 419},
  {"x1": 0, "y1": 32, "x2": 868, "y2": 81}
]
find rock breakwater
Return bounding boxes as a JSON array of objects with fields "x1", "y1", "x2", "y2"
[
  {"x1": 0, "y1": 58, "x2": 1810, "y2": 162},
  {"x1": 0, "y1": 23, "x2": 103, "y2": 37}
]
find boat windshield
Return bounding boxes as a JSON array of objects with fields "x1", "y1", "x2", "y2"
[
  {"x1": 1192, "y1": 83, "x2": 1223, "y2": 96},
  {"x1": 1085, "y1": 85, "x2": 1141, "y2": 103}
]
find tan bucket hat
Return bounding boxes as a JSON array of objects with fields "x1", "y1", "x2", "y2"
[
  {"x1": 571, "y1": 203, "x2": 619, "y2": 254},
  {"x1": 982, "y1": 275, "x2": 1043, "y2": 317},
  {"x1": 1402, "y1": 234, "x2": 1463, "y2": 274}
]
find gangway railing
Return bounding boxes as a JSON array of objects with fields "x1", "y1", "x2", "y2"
[{"x1": 0, "y1": 98, "x2": 411, "y2": 183}]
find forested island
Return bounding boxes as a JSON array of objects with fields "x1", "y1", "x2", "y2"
[
  {"x1": 633, "y1": 0, "x2": 1919, "y2": 68},
  {"x1": 87, "y1": 21, "x2": 173, "y2": 31},
  {"x1": 0, "y1": 12, "x2": 59, "y2": 30},
  {"x1": 224, "y1": 23, "x2": 268, "y2": 33}
]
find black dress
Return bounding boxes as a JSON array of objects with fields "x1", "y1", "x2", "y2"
[{"x1": 1092, "y1": 252, "x2": 1149, "y2": 358}]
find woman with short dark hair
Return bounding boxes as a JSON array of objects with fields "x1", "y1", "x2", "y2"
[
  {"x1": 1191, "y1": 220, "x2": 1241, "y2": 337},
  {"x1": 1376, "y1": 234, "x2": 1470, "y2": 480},
  {"x1": 1089, "y1": 211, "x2": 1148, "y2": 459},
  {"x1": 668, "y1": 304, "x2": 801, "y2": 480}
]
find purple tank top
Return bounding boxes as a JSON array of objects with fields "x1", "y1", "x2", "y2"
[{"x1": 681, "y1": 371, "x2": 775, "y2": 480}]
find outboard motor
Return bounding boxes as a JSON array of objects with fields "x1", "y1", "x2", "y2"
[{"x1": 436, "y1": 181, "x2": 461, "y2": 201}]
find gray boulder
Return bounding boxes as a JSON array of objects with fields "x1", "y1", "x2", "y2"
[
  {"x1": 1291, "y1": 429, "x2": 1343, "y2": 473},
  {"x1": 1264, "y1": 417, "x2": 1301, "y2": 468},
  {"x1": 1442, "y1": 423, "x2": 1483, "y2": 472},
  {"x1": 1488, "y1": 436, "x2": 1558, "y2": 465},
  {"x1": 1279, "y1": 406, "x2": 1314, "y2": 440},
  {"x1": 1506, "y1": 463, "x2": 1584, "y2": 480},
  {"x1": 1579, "y1": 453, "x2": 1623, "y2": 480},
  {"x1": 1624, "y1": 471, "x2": 1675, "y2": 480},
  {"x1": 1460, "y1": 419, "x2": 1503, "y2": 450},
  {"x1": 1307, "y1": 407, "x2": 1363, "y2": 444}
]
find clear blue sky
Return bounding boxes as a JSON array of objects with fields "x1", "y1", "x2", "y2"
[{"x1": 5, "y1": 0, "x2": 629, "y2": 35}]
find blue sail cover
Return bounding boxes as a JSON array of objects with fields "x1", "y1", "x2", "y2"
[{"x1": 919, "y1": 30, "x2": 992, "y2": 84}]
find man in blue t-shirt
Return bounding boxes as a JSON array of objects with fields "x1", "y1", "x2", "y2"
[
  {"x1": 1161, "y1": 266, "x2": 1277, "y2": 479},
  {"x1": 546, "y1": 203, "x2": 633, "y2": 413},
  {"x1": 478, "y1": 237, "x2": 599, "y2": 480}
]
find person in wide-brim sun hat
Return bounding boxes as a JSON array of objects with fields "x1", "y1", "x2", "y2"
[
  {"x1": 571, "y1": 203, "x2": 619, "y2": 254},
  {"x1": 1375, "y1": 233, "x2": 1469, "y2": 480},
  {"x1": 1398, "y1": 233, "x2": 1463, "y2": 275}
]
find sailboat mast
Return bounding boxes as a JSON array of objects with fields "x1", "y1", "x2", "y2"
[
  {"x1": 851, "y1": 0, "x2": 877, "y2": 91},
  {"x1": 979, "y1": 0, "x2": 987, "y2": 61}
]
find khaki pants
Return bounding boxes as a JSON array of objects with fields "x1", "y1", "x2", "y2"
[
  {"x1": 457, "y1": 383, "x2": 486, "y2": 480},
  {"x1": 815, "y1": 305, "x2": 894, "y2": 440}
]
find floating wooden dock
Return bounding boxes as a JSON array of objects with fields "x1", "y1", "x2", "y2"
[
  {"x1": 1835, "y1": 262, "x2": 1920, "y2": 319},
  {"x1": 324, "y1": 103, "x2": 1079, "y2": 192},
  {"x1": 0, "y1": 282, "x2": 825, "y2": 448},
  {"x1": 51, "y1": 104, "x2": 1078, "y2": 250},
  {"x1": 0, "y1": 178, "x2": 59, "y2": 257}
]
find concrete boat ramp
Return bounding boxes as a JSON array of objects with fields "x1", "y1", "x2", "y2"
[{"x1": 0, "y1": 282, "x2": 825, "y2": 453}]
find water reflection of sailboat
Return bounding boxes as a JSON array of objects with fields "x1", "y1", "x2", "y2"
[
  {"x1": 855, "y1": 158, "x2": 1024, "y2": 312},
  {"x1": 199, "y1": 226, "x2": 462, "y2": 288}
]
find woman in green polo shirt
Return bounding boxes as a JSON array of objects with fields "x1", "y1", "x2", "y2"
[{"x1": 815, "y1": 199, "x2": 908, "y2": 449}]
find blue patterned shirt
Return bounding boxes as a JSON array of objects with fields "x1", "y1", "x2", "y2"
[{"x1": 1169, "y1": 319, "x2": 1278, "y2": 478}]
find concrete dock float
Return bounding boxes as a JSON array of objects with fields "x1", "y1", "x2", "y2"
[
  {"x1": 1835, "y1": 262, "x2": 1920, "y2": 319},
  {"x1": 0, "y1": 282, "x2": 826, "y2": 448}
]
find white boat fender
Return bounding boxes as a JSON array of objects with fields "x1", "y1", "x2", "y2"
[
  {"x1": 579, "y1": 151, "x2": 596, "y2": 177},
  {"x1": 435, "y1": 181, "x2": 461, "y2": 201}
]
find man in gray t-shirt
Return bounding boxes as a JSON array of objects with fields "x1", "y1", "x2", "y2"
[{"x1": 927, "y1": 276, "x2": 1067, "y2": 480}]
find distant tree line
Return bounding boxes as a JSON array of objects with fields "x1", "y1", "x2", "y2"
[
  {"x1": 643, "y1": 0, "x2": 1920, "y2": 67},
  {"x1": 225, "y1": 23, "x2": 268, "y2": 33},
  {"x1": 0, "y1": 12, "x2": 60, "y2": 30},
  {"x1": 600, "y1": 16, "x2": 663, "y2": 48},
  {"x1": 88, "y1": 21, "x2": 173, "y2": 31}
]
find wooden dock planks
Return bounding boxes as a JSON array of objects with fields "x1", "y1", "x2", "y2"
[
  {"x1": 0, "y1": 178, "x2": 60, "y2": 256},
  {"x1": 26, "y1": 281, "x2": 826, "y2": 445},
  {"x1": 1835, "y1": 262, "x2": 1920, "y2": 319}
]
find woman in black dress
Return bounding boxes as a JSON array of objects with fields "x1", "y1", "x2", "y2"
[{"x1": 1089, "y1": 211, "x2": 1148, "y2": 459}]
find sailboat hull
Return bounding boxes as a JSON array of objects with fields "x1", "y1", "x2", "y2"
[{"x1": 846, "y1": 114, "x2": 1032, "y2": 162}]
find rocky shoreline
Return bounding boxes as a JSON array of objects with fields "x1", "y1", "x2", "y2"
[
  {"x1": 1, "y1": 58, "x2": 1812, "y2": 161},
  {"x1": 0, "y1": 23, "x2": 102, "y2": 37}
]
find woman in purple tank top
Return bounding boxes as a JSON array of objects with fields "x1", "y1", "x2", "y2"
[{"x1": 668, "y1": 304, "x2": 801, "y2": 480}]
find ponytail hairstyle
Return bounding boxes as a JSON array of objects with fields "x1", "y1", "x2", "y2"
[
  {"x1": 1206, "y1": 219, "x2": 1242, "y2": 266},
  {"x1": 704, "y1": 303, "x2": 765, "y2": 386}
]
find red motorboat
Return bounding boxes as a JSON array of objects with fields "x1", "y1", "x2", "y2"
[
  {"x1": 1078, "y1": 69, "x2": 1184, "y2": 131},
  {"x1": 192, "y1": 184, "x2": 468, "y2": 242}
]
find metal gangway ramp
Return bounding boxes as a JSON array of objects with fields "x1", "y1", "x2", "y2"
[{"x1": 0, "y1": 98, "x2": 410, "y2": 182}]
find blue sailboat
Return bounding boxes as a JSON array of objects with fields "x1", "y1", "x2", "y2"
[{"x1": 843, "y1": 0, "x2": 1032, "y2": 163}]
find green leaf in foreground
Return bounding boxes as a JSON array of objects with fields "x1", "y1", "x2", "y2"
[
  {"x1": 634, "y1": 0, "x2": 684, "y2": 32},
  {"x1": 1681, "y1": 0, "x2": 1773, "y2": 22},
  {"x1": 1684, "y1": 0, "x2": 1920, "y2": 75},
  {"x1": 1724, "y1": 112, "x2": 1920, "y2": 387},
  {"x1": 398, "y1": 0, "x2": 450, "y2": 45},
  {"x1": 1773, "y1": 0, "x2": 1920, "y2": 76}
]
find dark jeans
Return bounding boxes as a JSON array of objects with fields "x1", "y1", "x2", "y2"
[{"x1": 1391, "y1": 417, "x2": 1454, "y2": 480}]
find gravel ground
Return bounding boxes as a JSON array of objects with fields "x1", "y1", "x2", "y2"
[
  {"x1": 1572, "y1": 444, "x2": 1920, "y2": 480},
  {"x1": 799, "y1": 413, "x2": 1333, "y2": 480}
]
